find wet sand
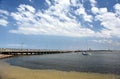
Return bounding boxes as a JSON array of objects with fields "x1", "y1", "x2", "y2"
[{"x1": 0, "y1": 60, "x2": 120, "y2": 79}]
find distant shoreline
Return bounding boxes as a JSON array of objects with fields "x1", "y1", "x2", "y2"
[
  {"x1": 0, "y1": 49, "x2": 118, "y2": 59},
  {"x1": 0, "y1": 50, "x2": 117, "y2": 59}
]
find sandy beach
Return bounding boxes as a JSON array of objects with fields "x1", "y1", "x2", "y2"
[
  {"x1": 0, "y1": 54, "x2": 13, "y2": 59},
  {"x1": 0, "y1": 60, "x2": 120, "y2": 79}
]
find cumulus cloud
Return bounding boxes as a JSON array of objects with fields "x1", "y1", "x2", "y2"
[
  {"x1": 89, "y1": 0, "x2": 97, "y2": 7},
  {"x1": 0, "y1": 19, "x2": 9, "y2": 26},
  {"x1": 114, "y1": 3, "x2": 120, "y2": 18},
  {"x1": 75, "y1": 5, "x2": 93, "y2": 22},
  {"x1": 94, "y1": 4, "x2": 120, "y2": 37},
  {"x1": 17, "y1": 4, "x2": 35, "y2": 13},
  {"x1": 89, "y1": 0, "x2": 120, "y2": 38},
  {"x1": 0, "y1": 9, "x2": 9, "y2": 26},
  {"x1": 2, "y1": 0, "x2": 119, "y2": 38},
  {"x1": 91, "y1": 7, "x2": 99, "y2": 14},
  {"x1": 0, "y1": 9, "x2": 9, "y2": 15},
  {"x1": 45, "y1": 0, "x2": 51, "y2": 6},
  {"x1": 10, "y1": 1, "x2": 95, "y2": 37}
]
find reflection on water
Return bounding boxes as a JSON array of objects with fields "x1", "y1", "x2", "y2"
[{"x1": 5, "y1": 51, "x2": 120, "y2": 74}]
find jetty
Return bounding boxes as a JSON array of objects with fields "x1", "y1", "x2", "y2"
[
  {"x1": 0, "y1": 48, "x2": 113, "y2": 59},
  {"x1": 0, "y1": 48, "x2": 75, "y2": 56}
]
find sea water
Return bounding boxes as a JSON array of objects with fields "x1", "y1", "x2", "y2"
[{"x1": 4, "y1": 51, "x2": 120, "y2": 74}]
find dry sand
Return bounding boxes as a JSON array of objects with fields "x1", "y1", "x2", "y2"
[
  {"x1": 0, "y1": 60, "x2": 120, "y2": 79},
  {"x1": 0, "y1": 54, "x2": 13, "y2": 59}
]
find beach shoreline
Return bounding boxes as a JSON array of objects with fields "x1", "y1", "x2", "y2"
[
  {"x1": 0, "y1": 54, "x2": 13, "y2": 59},
  {"x1": 0, "y1": 60, "x2": 120, "y2": 79}
]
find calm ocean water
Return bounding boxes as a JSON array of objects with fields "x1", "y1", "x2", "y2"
[{"x1": 4, "y1": 51, "x2": 120, "y2": 74}]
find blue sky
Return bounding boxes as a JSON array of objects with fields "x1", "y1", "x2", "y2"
[{"x1": 0, "y1": 0, "x2": 120, "y2": 50}]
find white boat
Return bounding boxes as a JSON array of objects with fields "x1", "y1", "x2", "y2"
[{"x1": 82, "y1": 52, "x2": 91, "y2": 56}]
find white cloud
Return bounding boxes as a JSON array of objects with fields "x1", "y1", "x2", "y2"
[
  {"x1": 91, "y1": 7, "x2": 99, "y2": 14},
  {"x1": 90, "y1": 0, "x2": 120, "y2": 38},
  {"x1": 94, "y1": 5, "x2": 120, "y2": 37},
  {"x1": 99, "y1": 8, "x2": 108, "y2": 14},
  {"x1": 70, "y1": 0, "x2": 79, "y2": 6},
  {"x1": 114, "y1": 3, "x2": 120, "y2": 10},
  {"x1": 75, "y1": 5, "x2": 93, "y2": 22},
  {"x1": 91, "y1": 1, "x2": 107, "y2": 14},
  {"x1": 0, "y1": 9, "x2": 9, "y2": 15},
  {"x1": 0, "y1": 9, "x2": 9, "y2": 26},
  {"x1": 0, "y1": 19, "x2": 8, "y2": 26},
  {"x1": 89, "y1": 0, "x2": 97, "y2": 7},
  {"x1": 45, "y1": 0, "x2": 51, "y2": 6},
  {"x1": 90, "y1": 0, "x2": 98, "y2": 15},
  {"x1": 10, "y1": 2, "x2": 95, "y2": 37},
  {"x1": 17, "y1": 4, "x2": 35, "y2": 13},
  {"x1": 114, "y1": 3, "x2": 120, "y2": 18},
  {"x1": 92, "y1": 39, "x2": 120, "y2": 46},
  {"x1": 8, "y1": 0, "x2": 120, "y2": 38}
]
